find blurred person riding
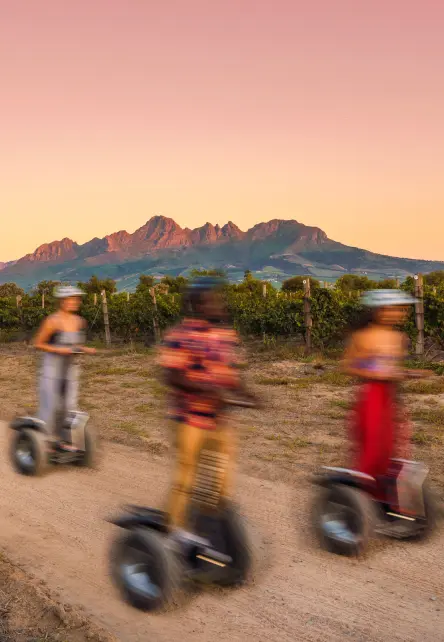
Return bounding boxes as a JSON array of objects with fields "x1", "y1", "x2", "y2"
[
  {"x1": 33, "y1": 285, "x2": 96, "y2": 451},
  {"x1": 159, "y1": 275, "x2": 248, "y2": 545},
  {"x1": 342, "y1": 289, "x2": 429, "y2": 500}
]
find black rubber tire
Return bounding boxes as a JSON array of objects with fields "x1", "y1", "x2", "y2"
[
  {"x1": 212, "y1": 501, "x2": 252, "y2": 587},
  {"x1": 11, "y1": 428, "x2": 48, "y2": 477},
  {"x1": 109, "y1": 529, "x2": 181, "y2": 611},
  {"x1": 312, "y1": 484, "x2": 374, "y2": 556},
  {"x1": 75, "y1": 425, "x2": 97, "y2": 468}
]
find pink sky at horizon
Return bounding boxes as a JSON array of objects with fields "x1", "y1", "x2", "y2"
[{"x1": 1, "y1": 0, "x2": 444, "y2": 262}]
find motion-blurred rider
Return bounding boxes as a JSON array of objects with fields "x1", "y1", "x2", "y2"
[
  {"x1": 33, "y1": 285, "x2": 96, "y2": 451},
  {"x1": 159, "y1": 276, "x2": 246, "y2": 546}
]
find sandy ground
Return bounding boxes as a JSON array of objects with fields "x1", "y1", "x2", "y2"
[{"x1": 0, "y1": 420, "x2": 443, "y2": 642}]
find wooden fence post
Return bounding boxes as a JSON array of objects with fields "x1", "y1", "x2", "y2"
[
  {"x1": 396, "y1": 278, "x2": 400, "y2": 288},
  {"x1": 16, "y1": 295, "x2": 22, "y2": 308},
  {"x1": 303, "y1": 278, "x2": 312, "y2": 352},
  {"x1": 414, "y1": 274, "x2": 424, "y2": 356},
  {"x1": 42, "y1": 292, "x2": 45, "y2": 309},
  {"x1": 262, "y1": 282, "x2": 267, "y2": 298},
  {"x1": 101, "y1": 290, "x2": 111, "y2": 347},
  {"x1": 93, "y1": 293, "x2": 98, "y2": 306},
  {"x1": 149, "y1": 287, "x2": 161, "y2": 343},
  {"x1": 126, "y1": 291, "x2": 130, "y2": 302}
]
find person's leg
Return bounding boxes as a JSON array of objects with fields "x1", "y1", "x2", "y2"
[
  {"x1": 167, "y1": 422, "x2": 205, "y2": 530},
  {"x1": 37, "y1": 374, "x2": 60, "y2": 438},
  {"x1": 214, "y1": 422, "x2": 236, "y2": 499},
  {"x1": 65, "y1": 363, "x2": 79, "y2": 413}
]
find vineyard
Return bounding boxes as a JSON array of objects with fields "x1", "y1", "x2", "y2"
[{"x1": 1, "y1": 273, "x2": 444, "y2": 352}]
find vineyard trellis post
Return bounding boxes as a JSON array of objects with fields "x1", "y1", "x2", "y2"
[
  {"x1": 101, "y1": 290, "x2": 111, "y2": 347},
  {"x1": 414, "y1": 274, "x2": 424, "y2": 356},
  {"x1": 303, "y1": 278, "x2": 312, "y2": 352},
  {"x1": 149, "y1": 287, "x2": 161, "y2": 343}
]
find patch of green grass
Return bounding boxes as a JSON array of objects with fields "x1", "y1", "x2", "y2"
[
  {"x1": 134, "y1": 402, "x2": 155, "y2": 413},
  {"x1": 322, "y1": 410, "x2": 345, "y2": 420},
  {"x1": 405, "y1": 359, "x2": 444, "y2": 376},
  {"x1": 79, "y1": 400, "x2": 97, "y2": 411},
  {"x1": 255, "y1": 376, "x2": 294, "y2": 386},
  {"x1": 118, "y1": 420, "x2": 145, "y2": 437},
  {"x1": 90, "y1": 366, "x2": 139, "y2": 376},
  {"x1": 285, "y1": 437, "x2": 311, "y2": 449},
  {"x1": 404, "y1": 379, "x2": 444, "y2": 395},
  {"x1": 330, "y1": 399, "x2": 351, "y2": 410},
  {"x1": 318, "y1": 371, "x2": 351, "y2": 387},
  {"x1": 265, "y1": 433, "x2": 282, "y2": 441},
  {"x1": 148, "y1": 380, "x2": 167, "y2": 397},
  {"x1": 120, "y1": 381, "x2": 145, "y2": 389},
  {"x1": 87, "y1": 377, "x2": 112, "y2": 385},
  {"x1": 412, "y1": 407, "x2": 444, "y2": 426},
  {"x1": 411, "y1": 430, "x2": 432, "y2": 445}
]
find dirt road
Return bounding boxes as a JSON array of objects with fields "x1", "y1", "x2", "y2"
[{"x1": 0, "y1": 421, "x2": 442, "y2": 642}]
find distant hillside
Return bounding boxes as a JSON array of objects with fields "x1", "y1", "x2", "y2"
[{"x1": 1, "y1": 216, "x2": 443, "y2": 290}]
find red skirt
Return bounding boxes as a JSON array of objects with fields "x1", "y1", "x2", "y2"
[{"x1": 350, "y1": 381, "x2": 411, "y2": 480}]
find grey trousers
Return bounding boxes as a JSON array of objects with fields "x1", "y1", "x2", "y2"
[{"x1": 38, "y1": 356, "x2": 79, "y2": 437}]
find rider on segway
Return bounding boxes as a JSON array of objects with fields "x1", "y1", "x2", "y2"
[
  {"x1": 159, "y1": 275, "x2": 247, "y2": 550},
  {"x1": 342, "y1": 289, "x2": 430, "y2": 516},
  {"x1": 312, "y1": 289, "x2": 436, "y2": 555},
  {"x1": 33, "y1": 285, "x2": 96, "y2": 451}
]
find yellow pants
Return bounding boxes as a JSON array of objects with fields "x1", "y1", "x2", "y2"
[{"x1": 167, "y1": 421, "x2": 236, "y2": 530}]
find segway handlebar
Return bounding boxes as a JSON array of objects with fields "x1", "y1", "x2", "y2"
[{"x1": 222, "y1": 395, "x2": 258, "y2": 409}]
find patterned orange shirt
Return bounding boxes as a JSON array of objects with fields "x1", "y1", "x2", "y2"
[{"x1": 159, "y1": 318, "x2": 240, "y2": 429}]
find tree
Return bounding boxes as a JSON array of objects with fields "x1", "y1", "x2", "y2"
[
  {"x1": 282, "y1": 276, "x2": 320, "y2": 292},
  {"x1": 0, "y1": 282, "x2": 25, "y2": 297},
  {"x1": 79, "y1": 276, "x2": 116, "y2": 295},
  {"x1": 377, "y1": 278, "x2": 397, "y2": 289},
  {"x1": 335, "y1": 274, "x2": 377, "y2": 293},
  {"x1": 189, "y1": 268, "x2": 226, "y2": 279},
  {"x1": 424, "y1": 271, "x2": 444, "y2": 288},
  {"x1": 160, "y1": 275, "x2": 188, "y2": 294},
  {"x1": 136, "y1": 275, "x2": 155, "y2": 293},
  {"x1": 33, "y1": 280, "x2": 60, "y2": 296}
]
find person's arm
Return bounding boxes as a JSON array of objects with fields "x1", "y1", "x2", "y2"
[{"x1": 33, "y1": 317, "x2": 73, "y2": 355}]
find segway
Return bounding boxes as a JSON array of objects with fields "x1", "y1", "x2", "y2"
[
  {"x1": 10, "y1": 350, "x2": 97, "y2": 476},
  {"x1": 312, "y1": 459, "x2": 437, "y2": 556},
  {"x1": 108, "y1": 394, "x2": 256, "y2": 612}
]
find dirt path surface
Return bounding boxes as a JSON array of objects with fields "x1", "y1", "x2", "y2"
[{"x1": 0, "y1": 421, "x2": 443, "y2": 642}]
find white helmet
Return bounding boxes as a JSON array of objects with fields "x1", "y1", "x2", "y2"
[
  {"x1": 361, "y1": 289, "x2": 417, "y2": 307},
  {"x1": 53, "y1": 285, "x2": 85, "y2": 299}
]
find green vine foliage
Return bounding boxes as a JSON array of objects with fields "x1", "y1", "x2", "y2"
[{"x1": 1, "y1": 277, "x2": 443, "y2": 349}]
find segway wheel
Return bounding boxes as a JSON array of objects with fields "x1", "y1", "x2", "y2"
[
  {"x1": 11, "y1": 428, "x2": 48, "y2": 476},
  {"x1": 217, "y1": 502, "x2": 252, "y2": 586},
  {"x1": 192, "y1": 501, "x2": 252, "y2": 587},
  {"x1": 400, "y1": 484, "x2": 438, "y2": 542},
  {"x1": 312, "y1": 484, "x2": 374, "y2": 556},
  {"x1": 109, "y1": 529, "x2": 181, "y2": 611},
  {"x1": 76, "y1": 425, "x2": 97, "y2": 468}
]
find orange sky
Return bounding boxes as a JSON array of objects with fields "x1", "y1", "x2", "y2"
[{"x1": 1, "y1": 0, "x2": 443, "y2": 262}]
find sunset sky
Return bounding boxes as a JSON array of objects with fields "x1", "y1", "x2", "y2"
[{"x1": 1, "y1": 0, "x2": 443, "y2": 262}]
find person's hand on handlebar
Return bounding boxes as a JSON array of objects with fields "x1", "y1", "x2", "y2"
[
  {"x1": 405, "y1": 368, "x2": 433, "y2": 379},
  {"x1": 80, "y1": 346, "x2": 97, "y2": 355}
]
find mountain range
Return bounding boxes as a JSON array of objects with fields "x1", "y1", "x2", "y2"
[{"x1": 1, "y1": 216, "x2": 443, "y2": 290}]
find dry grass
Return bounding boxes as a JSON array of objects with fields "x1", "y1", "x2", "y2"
[
  {"x1": 404, "y1": 378, "x2": 444, "y2": 395},
  {"x1": 1, "y1": 343, "x2": 444, "y2": 489}
]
